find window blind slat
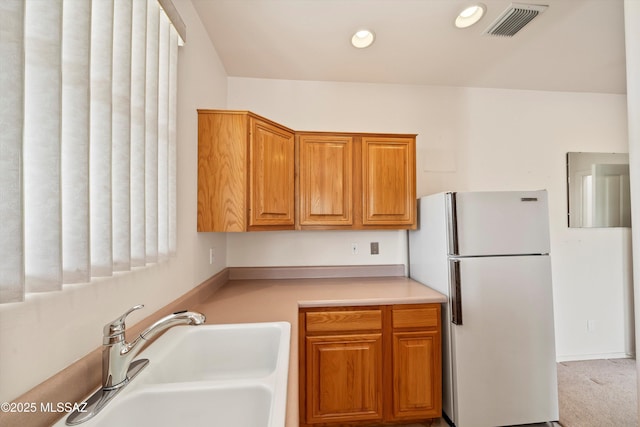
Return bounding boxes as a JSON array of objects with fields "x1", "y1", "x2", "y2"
[
  {"x1": 112, "y1": 0, "x2": 133, "y2": 272},
  {"x1": 145, "y1": 0, "x2": 160, "y2": 264},
  {"x1": 158, "y1": 13, "x2": 170, "y2": 260},
  {"x1": 0, "y1": 0, "x2": 25, "y2": 302},
  {"x1": 131, "y1": 0, "x2": 148, "y2": 268},
  {"x1": 23, "y1": 0, "x2": 63, "y2": 292},
  {"x1": 61, "y1": 0, "x2": 91, "y2": 283},
  {"x1": 168, "y1": 28, "x2": 178, "y2": 255},
  {"x1": 90, "y1": 0, "x2": 114, "y2": 277}
]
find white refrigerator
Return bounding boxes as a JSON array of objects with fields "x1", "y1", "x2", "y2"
[{"x1": 408, "y1": 190, "x2": 559, "y2": 427}]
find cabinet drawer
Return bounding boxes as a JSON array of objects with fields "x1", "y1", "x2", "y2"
[
  {"x1": 392, "y1": 306, "x2": 439, "y2": 329},
  {"x1": 306, "y1": 310, "x2": 382, "y2": 333}
]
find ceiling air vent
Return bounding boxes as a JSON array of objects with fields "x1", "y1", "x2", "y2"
[{"x1": 484, "y1": 3, "x2": 548, "y2": 37}]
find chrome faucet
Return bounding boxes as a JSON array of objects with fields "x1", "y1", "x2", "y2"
[
  {"x1": 102, "y1": 304, "x2": 206, "y2": 389},
  {"x1": 66, "y1": 304, "x2": 206, "y2": 425}
]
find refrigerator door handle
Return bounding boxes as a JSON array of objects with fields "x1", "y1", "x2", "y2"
[
  {"x1": 449, "y1": 259, "x2": 463, "y2": 325},
  {"x1": 445, "y1": 192, "x2": 459, "y2": 256}
]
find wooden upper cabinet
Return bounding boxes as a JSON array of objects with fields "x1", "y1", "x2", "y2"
[
  {"x1": 298, "y1": 134, "x2": 353, "y2": 226},
  {"x1": 297, "y1": 132, "x2": 416, "y2": 230},
  {"x1": 197, "y1": 109, "x2": 416, "y2": 232},
  {"x1": 362, "y1": 136, "x2": 416, "y2": 227},
  {"x1": 197, "y1": 110, "x2": 295, "y2": 232},
  {"x1": 250, "y1": 118, "x2": 295, "y2": 227}
]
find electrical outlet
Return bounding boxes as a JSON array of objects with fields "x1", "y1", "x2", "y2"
[
  {"x1": 370, "y1": 242, "x2": 379, "y2": 255},
  {"x1": 351, "y1": 243, "x2": 358, "y2": 255},
  {"x1": 209, "y1": 248, "x2": 214, "y2": 265}
]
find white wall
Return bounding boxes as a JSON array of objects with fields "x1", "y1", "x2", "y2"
[
  {"x1": 624, "y1": 0, "x2": 640, "y2": 410},
  {"x1": 227, "y1": 77, "x2": 632, "y2": 361},
  {"x1": 0, "y1": 0, "x2": 228, "y2": 403},
  {"x1": 227, "y1": 230, "x2": 407, "y2": 267}
]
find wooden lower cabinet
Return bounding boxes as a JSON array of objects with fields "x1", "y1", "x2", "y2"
[
  {"x1": 299, "y1": 304, "x2": 442, "y2": 426},
  {"x1": 306, "y1": 334, "x2": 383, "y2": 423},
  {"x1": 392, "y1": 331, "x2": 440, "y2": 420}
]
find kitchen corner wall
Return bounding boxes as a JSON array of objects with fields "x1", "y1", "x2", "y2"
[
  {"x1": 226, "y1": 77, "x2": 632, "y2": 361},
  {"x1": 0, "y1": 0, "x2": 228, "y2": 404}
]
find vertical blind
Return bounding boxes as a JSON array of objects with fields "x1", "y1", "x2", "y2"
[{"x1": 0, "y1": 0, "x2": 181, "y2": 304}]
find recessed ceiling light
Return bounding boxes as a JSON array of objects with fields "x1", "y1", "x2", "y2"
[
  {"x1": 455, "y1": 3, "x2": 486, "y2": 28},
  {"x1": 351, "y1": 29, "x2": 375, "y2": 48}
]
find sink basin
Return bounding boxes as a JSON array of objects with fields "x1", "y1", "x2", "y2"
[
  {"x1": 140, "y1": 322, "x2": 285, "y2": 383},
  {"x1": 91, "y1": 384, "x2": 273, "y2": 427},
  {"x1": 55, "y1": 321, "x2": 290, "y2": 427}
]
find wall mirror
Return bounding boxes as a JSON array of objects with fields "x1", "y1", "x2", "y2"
[{"x1": 567, "y1": 152, "x2": 631, "y2": 228}]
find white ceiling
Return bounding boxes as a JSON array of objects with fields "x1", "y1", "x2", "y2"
[{"x1": 191, "y1": 0, "x2": 627, "y2": 94}]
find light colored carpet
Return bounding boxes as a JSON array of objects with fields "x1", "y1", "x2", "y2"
[
  {"x1": 376, "y1": 420, "x2": 560, "y2": 426},
  {"x1": 557, "y1": 358, "x2": 638, "y2": 427},
  {"x1": 372, "y1": 357, "x2": 639, "y2": 427},
  {"x1": 376, "y1": 418, "x2": 561, "y2": 426}
]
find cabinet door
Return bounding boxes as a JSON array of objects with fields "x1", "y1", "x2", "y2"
[
  {"x1": 298, "y1": 134, "x2": 353, "y2": 226},
  {"x1": 361, "y1": 136, "x2": 415, "y2": 226},
  {"x1": 249, "y1": 118, "x2": 295, "y2": 227},
  {"x1": 306, "y1": 334, "x2": 383, "y2": 424},
  {"x1": 391, "y1": 330, "x2": 441, "y2": 420}
]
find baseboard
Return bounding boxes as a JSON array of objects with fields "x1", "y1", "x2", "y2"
[
  {"x1": 557, "y1": 352, "x2": 635, "y2": 362},
  {"x1": 228, "y1": 264, "x2": 406, "y2": 280}
]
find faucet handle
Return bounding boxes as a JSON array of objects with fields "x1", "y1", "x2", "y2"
[{"x1": 103, "y1": 304, "x2": 144, "y2": 344}]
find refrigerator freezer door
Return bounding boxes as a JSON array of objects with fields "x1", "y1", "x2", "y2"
[
  {"x1": 451, "y1": 191, "x2": 550, "y2": 256},
  {"x1": 450, "y1": 255, "x2": 558, "y2": 427}
]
